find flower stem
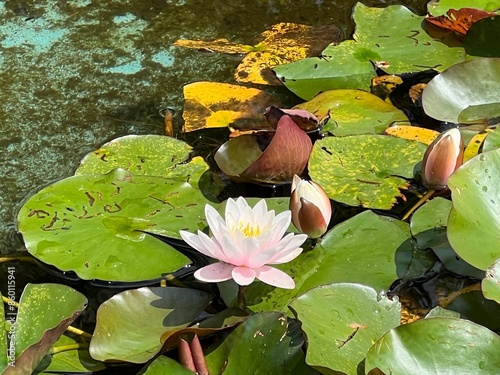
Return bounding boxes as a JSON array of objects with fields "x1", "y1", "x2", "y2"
[
  {"x1": 237, "y1": 285, "x2": 247, "y2": 310},
  {"x1": 401, "y1": 189, "x2": 436, "y2": 221}
]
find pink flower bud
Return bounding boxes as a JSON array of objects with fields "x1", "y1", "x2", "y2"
[
  {"x1": 421, "y1": 128, "x2": 464, "y2": 190},
  {"x1": 290, "y1": 175, "x2": 332, "y2": 238}
]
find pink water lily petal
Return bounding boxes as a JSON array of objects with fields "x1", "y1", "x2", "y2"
[
  {"x1": 205, "y1": 204, "x2": 227, "y2": 246},
  {"x1": 256, "y1": 265, "x2": 295, "y2": 289},
  {"x1": 197, "y1": 230, "x2": 230, "y2": 263},
  {"x1": 195, "y1": 262, "x2": 234, "y2": 283},
  {"x1": 269, "y1": 233, "x2": 308, "y2": 264},
  {"x1": 266, "y1": 211, "x2": 292, "y2": 246},
  {"x1": 180, "y1": 230, "x2": 222, "y2": 259},
  {"x1": 232, "y1": 267, "x2": 257, "y2": 286}
]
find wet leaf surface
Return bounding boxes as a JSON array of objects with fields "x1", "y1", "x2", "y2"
[
  {"x1": 290, "y1": 283, "x2": 401, "y2": 375},
  {"x1": 426, "y1": 8, "x2": 497, "y2": 34},
  {"x1": 366, "y1": 317, "x2": 500, "y2": 374},
  {"x1": 482, "y1": 259, "x2": 500, "y2": 303},
  {"x1": 448, "y1": 148, "x2": 500, "y2": 270}
]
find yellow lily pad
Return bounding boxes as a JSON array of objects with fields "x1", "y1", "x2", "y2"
[
  {"x1": 384, "y1": 125, "x2": 440, "y2": 145},
  {"x1": 182, "y1": 82, "x2": 277, "y2": 132}
]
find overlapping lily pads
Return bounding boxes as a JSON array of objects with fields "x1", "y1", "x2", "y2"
[
  {"x1": 274, "y1": 3, "x2": 465, "y2": 99},
  {"x1": 293, "y1": 89, "x2": 409, "y2": 136},
  {"x1": 245, "y1": 211, "x2": 410, "y2": 312},
  {"x1": 89, "y1": 287, "x2": 211, "y2": 363},
  {"x1": 17, "y1": 168, "x2": 213, "y2": 281},
  {"x1": 422, "y1": 58, "x2": 500, "y2": 123},
  {"x1": 308, "y1": 135, "x2": 426, "y2": 209},
  {"x1": 2, "y1": 284, "x2": 87, "y2": 375},
  {"x1": 289, "y1": 283, "x2": 401, "y2": 375},
  {"x1": 447, "y1": 148, "x2": 500, "y2": 270},
  {"x1": 482, "y1": 259, "x2": 500, "y2": 303}
]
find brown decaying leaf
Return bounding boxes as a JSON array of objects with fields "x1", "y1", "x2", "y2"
[
  {"x1": 371, "y1": 75, "x2": 404, "y2": 100},
  {"x1": 235, "y1": 23, "x2": 340, "y2": 85},
  {"x1": 173, "y1": 38, "x2": 251, "y2": 54},
  {"x1": 264, "y1": 106, "x2": 319, "y2": 132},
  {"x1": 182, "y1": 81, "x2": 278, "y2": 133},
  {"x1": 426, "y1": 8, "x2": 498, "y2": 35},
  {"x1": 242, "y1": 115, "x2": 313, "y2": 183},
  {"x1": 409, "y1": 83, "x2": 426, "y2": 105}
]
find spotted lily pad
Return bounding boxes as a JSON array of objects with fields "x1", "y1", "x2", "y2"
[
  {"x1": 17, "y1": 168, "x2": 212, "y2": 281},
  {"x1": 274, "y1": 4, "x2": 465, "y2": 100},
  {"x1": 293, "y1": 89, "x2": 409, "y2": 136},
  {"x1": 75, "y1": 135, "x2": 208, "y2": 187},
  {"x1": 308, "y1": 135, "x2": 426, "y2": 209}
]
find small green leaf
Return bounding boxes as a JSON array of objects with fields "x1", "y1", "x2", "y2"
[
  {"x1": 482, "y1": 259, "x2": 500, "y2": 303},
  {"x1": 140, "y1": 356, "x2": 195, "y2": 374}
]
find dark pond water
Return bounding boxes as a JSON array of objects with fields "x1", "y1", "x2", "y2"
[{"x1": 0, "y1": 0, "x2": 429, "y2": 256}]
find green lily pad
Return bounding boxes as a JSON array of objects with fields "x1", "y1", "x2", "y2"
[
  {"x1": 447, "y1": 148, "x2": 500, "y2": 270},
  {"x1": 464, "y1": 16, "x2": 500, "y2": 58},
  {"x1": 422, "y1": 58, "x2": 500, "y2": 123},
  {"x1": 410, "y1": 197, "x2": 484, "y2": 278},
  {"x1": 293, "y1": 89, "x2": 408, "y2": 136},
  {"x1": 289, "y1": 283, "x2": 401, "y2": 375},
  {"x1": 89, "y1": 287, "x2": 211, "y2": 363},
  {"x1": 483, "y1": 126, "x2": 500, "y2": 152},
  {"x1": 36, "y1": 334, "x2": 106, "y2": 373},
  {"x1": 75, "y1": 135, "x2": 209, "y2": 187},
  {"x1": 365, "y1": 317, "x2": 500, "y2": 374},
  {"x1": 482, "y1": 259, "x2": 500, "y2": 303},
  {"x1": 308, "y1": 135, "x2": 426, "y2": 209},
  {"x1": 425, "y1": 306, "x2": 460, "y2": 319},
  {"x1": 141, "y1": 356, "x2": 194, "y2": 374},
  {"x1": 4, "y1": 284, "x2": 87, "y2": 375},
  {"x1": 245, "y1": 211, "x2": 410, "y2": 313},
  {"x1": 204, "y1": 312, "x2": 312, "y2": 375},
  {"x1": 273, "y1": 4, "x2": 465, "y2": 100},
  {"x1": 17, "y1": 168, "x2": 212, "y2": 281},
  {"x1": 427, "y1": 0, "x2": 500, "y2": 16}
]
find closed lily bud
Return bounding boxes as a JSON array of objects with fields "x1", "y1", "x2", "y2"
[
  {"x1": 421, "y1": 128, "x2": 464, "y2": 190},
  {"x1": 290, "y1": 175, "x2": 332, "y2": 238}
]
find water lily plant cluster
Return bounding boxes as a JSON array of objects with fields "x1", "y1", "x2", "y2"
[{"x1": 5, "y1": 1, "x2": 500, "y2": 374}]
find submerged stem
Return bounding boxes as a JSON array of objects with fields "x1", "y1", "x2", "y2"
[
  {"x1": 237, "y1": 285, "x2": 247, "y2": 311},
  {"x1": 401, "y1": 189, "x2": 436, "y2": 221}
]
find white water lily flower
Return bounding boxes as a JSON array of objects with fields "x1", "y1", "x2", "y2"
[{"x1": 180, "y1": 197, "x2": 308, "y2": 289}]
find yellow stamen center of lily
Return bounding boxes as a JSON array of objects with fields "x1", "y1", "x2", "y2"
[{"x1": 238, "y1": 222, "x2": 261, "y2": 237}]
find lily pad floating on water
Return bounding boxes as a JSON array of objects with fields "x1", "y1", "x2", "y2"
[
  {"x1": 289, "y1": 283, "x2": 401, "y2": 375},
  {"x1": 482, "y1": 259, "x2": 500, "y2": 303},
  {"x1": 365, "y1": 317, "x2": 500, "y2": 374},
  {"x1": 427, "y1": 0, "x2": 500, "y2": 16},
  {"x1": 447, "y1": 148, "x2": 500, "y2": 270},
  {"x1": 2, "y1": 284, "x2": 87, "y2": 375},
  {"x1": 422, "y1": 58, "x2": 500, "y2": 124},
  {"x1": 308, "y1": 135, "x2": 427, "y2": 209},
  {"x1": 464, "y1": 16, "x2": 500, "y2": 57},
  {"x1": 293, "y1": 89, "x2": 409, "y2": 136},
  {"x1": 75, "y1": 135, "x2": 209, "y2": 187},
  {"x1": 89, "y1": 287, "x2": 211, "y2": 363},
  {"x1": 273, "y1": 3, "x2": 465, "y2": 100},
  {"x1": 17, "y1": 168, "x2": 212, "y2": 282}
]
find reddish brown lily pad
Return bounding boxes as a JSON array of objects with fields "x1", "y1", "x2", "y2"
[
  {"x1": 215, "y1": 115, "x2": 312, "y2": 184},
  {"x1": 426, "y1": 8, "x2": 497, "y2": 35}
]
